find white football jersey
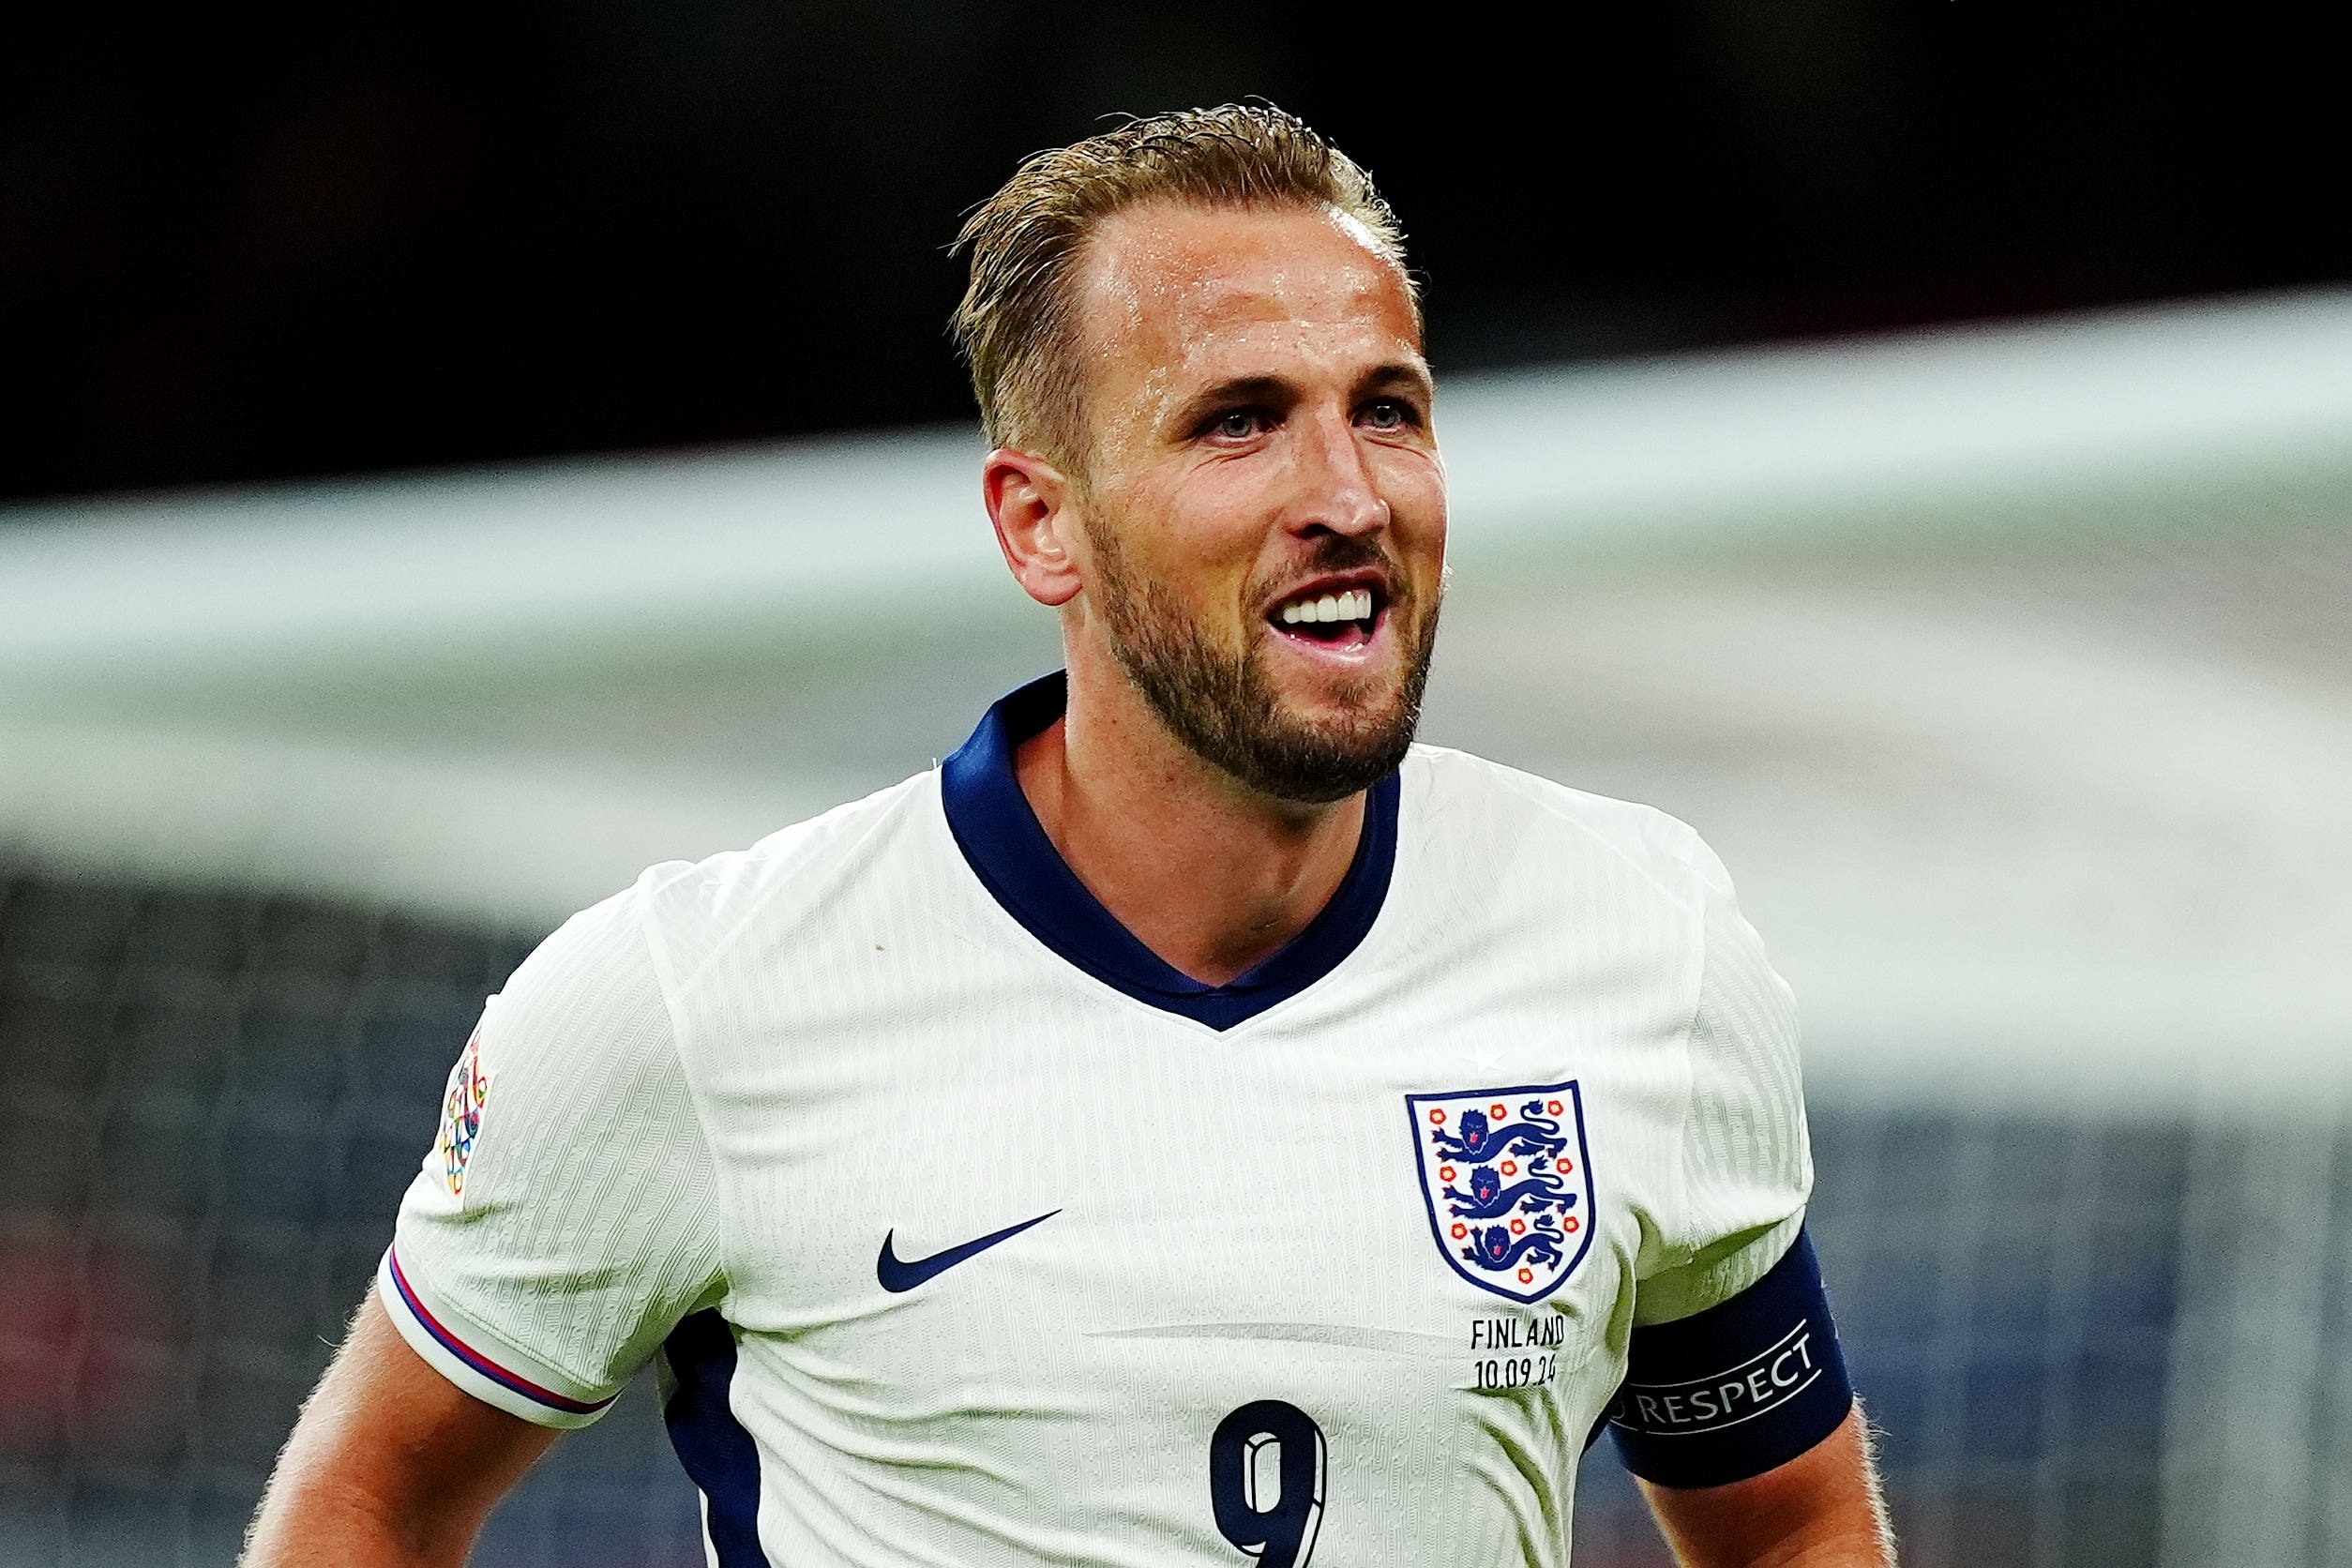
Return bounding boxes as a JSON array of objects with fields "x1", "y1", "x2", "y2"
[{"x1": 382, "y1": 673, "x2": 1813, "y2": 1568}]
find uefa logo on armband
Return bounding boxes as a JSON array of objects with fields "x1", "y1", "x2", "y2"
[
  {"x1": 438, "y1": 1029, "x2": 489, "y2": 1199},
  {"x1": 1405, "y1": 1079, "x2": 1596, "y2": 1304}
]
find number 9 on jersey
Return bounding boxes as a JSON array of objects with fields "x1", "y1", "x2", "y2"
[{"x1": 1209, "y1": 1401, "x2": 1327, "y2": 1568}]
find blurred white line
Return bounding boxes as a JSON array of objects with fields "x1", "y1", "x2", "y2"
[
  {"x1": 0, "y1": 719, "x2": 844, "y2": 930},
  {"x1": 1440, "y1": 289, "x2": 2352, "y2": 540},
  {"x1": 5, "y1": 289, "x2": 2350, "y2": 693}
]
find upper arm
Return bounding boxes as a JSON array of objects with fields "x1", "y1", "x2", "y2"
[
  {"x1": 242, "y1": 1294, "x2": 561, "y2": 1567},
  {"x1": 377, "y1": 879, "x2": 727, "y2": 1424},
  {"x1": 1635, "y1": 829, "x2": 1814, "y2": 1325},
  {"x1": 1606, "y1": 833, "x2": 1856, "y2": 1495}
]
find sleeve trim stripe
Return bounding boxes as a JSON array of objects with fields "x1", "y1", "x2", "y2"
[{"x1": 384, "y1": 1247, "x2": 618, "y2": 1417}]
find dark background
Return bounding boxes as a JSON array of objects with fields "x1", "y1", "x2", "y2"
[{"x1": 4, "y1": 1, "x2": 2344, "y2": 504}]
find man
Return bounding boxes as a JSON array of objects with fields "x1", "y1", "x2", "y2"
[{"x1": 245, "y1": 105, "x2": 1894, "y2": 1567}]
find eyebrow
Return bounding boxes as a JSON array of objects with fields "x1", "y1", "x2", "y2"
[
  {"x1": 1167, "y1": 376, "x2": 1292, "y2": 434},
  {"x1": 1358, "y1": 360, "x2": 1437, "y2": 403}
]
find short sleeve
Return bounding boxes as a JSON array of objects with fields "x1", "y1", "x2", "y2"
[
  {"x1": 377, "y1": 880, "x2": 726, "y2": 1428},
  {"x1": 1633, "y1": 835, "x2": 1814, "y2": 1327}
]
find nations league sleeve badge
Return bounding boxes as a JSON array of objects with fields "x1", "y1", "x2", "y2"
[
  {"x1": 438, "y1": 1029, "x2": 490, "y2": 1199},
  {"x1": 1406, "y1": 1080, "x2": 1595, "y2": 1304}
]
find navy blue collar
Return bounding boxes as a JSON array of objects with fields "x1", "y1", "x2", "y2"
[{"x1": 941, "y1": 671, "x2": 1399, "y2": 1031}]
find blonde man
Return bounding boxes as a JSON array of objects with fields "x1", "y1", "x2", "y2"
[{"x1": 247, "y1": 105, "x2": 1892, "y2": 1568}]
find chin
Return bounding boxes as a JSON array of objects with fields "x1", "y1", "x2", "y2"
[
  {"x1": 1274, "y1": 665, "x2": 1409, "y2": 730},
  {"x1": 1270, "y1": 685, "x2": 1420, "y2": 774},
  {"x1": 1284, "y1": 696, "x2": 1403, "y2": 746}
]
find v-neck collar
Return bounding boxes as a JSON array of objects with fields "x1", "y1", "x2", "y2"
[{"x1": 939, "y1": 671, "x2": 1400, "y2": 1031}]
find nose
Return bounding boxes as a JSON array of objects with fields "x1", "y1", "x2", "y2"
[{"x1": 1285, "y1": 406, "x2": 1389, "y2": 538}]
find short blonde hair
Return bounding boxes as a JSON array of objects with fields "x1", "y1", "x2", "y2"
[{"x1": 950, "y1": 103, "x2": 1413, "y2": 471}]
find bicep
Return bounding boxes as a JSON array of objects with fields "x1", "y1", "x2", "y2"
[{"x1": 243, "y1": 1293, "x2": 561, "y2": 1567}]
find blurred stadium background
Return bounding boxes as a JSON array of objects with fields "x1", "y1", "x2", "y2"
[
  {"x1": 5, "y1": 6, "x2": 2349, "y2": 1566},
  {"x1": 5, "y1": 294, "x2": 2349, "y2": 1567}
]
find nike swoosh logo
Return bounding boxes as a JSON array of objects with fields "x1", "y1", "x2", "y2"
[{"x1": 877, "y1": 1210, "x2": 1060, "y2": 1293}]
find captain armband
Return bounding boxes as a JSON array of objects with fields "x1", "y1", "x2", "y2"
[{"x1": 1606, "y1": 1227, "x2": 1854, "y2": 1489}]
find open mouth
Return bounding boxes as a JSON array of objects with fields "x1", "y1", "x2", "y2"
[{"x1": 1266, "y1": 582, "x2": 1388, "y2": 653}]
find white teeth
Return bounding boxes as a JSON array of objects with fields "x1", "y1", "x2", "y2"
[{"x1": 1276, "y1": 587, "x2": 1377, "y2": 627}]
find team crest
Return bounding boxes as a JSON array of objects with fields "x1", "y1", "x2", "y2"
[
  {"x1": 438, "y1": 1029, "x2": 489, "y2": 1199},
  {"x1": 1406, "y1": 1079, "x2": 1595, "y2": 1304}
]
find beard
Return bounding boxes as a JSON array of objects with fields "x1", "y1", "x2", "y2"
[{"x1": 1083, "y1": 519, "x2": 1440, "y2": 805}]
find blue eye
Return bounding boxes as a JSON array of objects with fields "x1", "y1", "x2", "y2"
[
  {"x1": 1363, "y1": 400, "x2": 1409, "y2": 430},
  {"x1": 1215, "y1": 410, "x2": 1261, "y2": 439}
]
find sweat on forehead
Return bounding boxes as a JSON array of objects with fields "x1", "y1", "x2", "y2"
[
  {"x1": 1067, "y1": 203, "x2": 1425, "y2": 437},
  {"x1": 1078, "y1": 200, "x2": 1413, "y2": 327}
]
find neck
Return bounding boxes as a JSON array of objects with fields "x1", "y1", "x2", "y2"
[{"x1": 1015, "y1": 647, "x2": 1366, "y2": 986}]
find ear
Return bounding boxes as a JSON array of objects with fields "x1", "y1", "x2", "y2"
[{"x1": 983, "y1": 446, "x2": 1085, "y2": 609}]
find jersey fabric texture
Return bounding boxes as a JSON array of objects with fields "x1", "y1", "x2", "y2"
[{"x1": 381, "y1": 672, "x2": 1821, "y2": 1568}]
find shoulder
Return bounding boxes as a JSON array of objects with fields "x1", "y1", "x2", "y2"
[
  {"x1": 1402, "y1": 744, "x2": 1728, "y2": 915},
  {"x1": 624, "y1": 768, "x2": 943, "y2": 1000}
]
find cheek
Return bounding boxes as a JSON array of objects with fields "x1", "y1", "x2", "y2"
[
  {"x1": 1153, "y1": 470, "x2": 1286, "y2": 581},
  {"x1": 1099, "y1": 478, "x2": 1263, "y2": 609},
  {"x1": 1377, "y1": 452, "x2": 1448, "y2": 545}
]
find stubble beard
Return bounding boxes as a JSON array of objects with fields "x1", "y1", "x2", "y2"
[{"x1": 1083, "y1": 517, "x2": 1440, "y2": 805}]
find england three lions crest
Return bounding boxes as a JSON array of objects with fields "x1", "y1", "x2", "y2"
[{"x1": 1406, "y1": 1080, "x2": 1596, "y2": 1304}]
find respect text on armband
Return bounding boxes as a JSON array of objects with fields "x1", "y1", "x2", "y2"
[{"x1": 1609, "y1": 1321, "x2": 1820, "y2": 1435}]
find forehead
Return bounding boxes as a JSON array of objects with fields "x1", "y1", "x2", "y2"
[{"x1": 1071, "y1": 201, "x2": 1423, "y2": 386}]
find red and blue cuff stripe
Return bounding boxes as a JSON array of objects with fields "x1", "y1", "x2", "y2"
[{"x1": 384, "y1": 1246, "x2": 618, "y2": 1421}]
